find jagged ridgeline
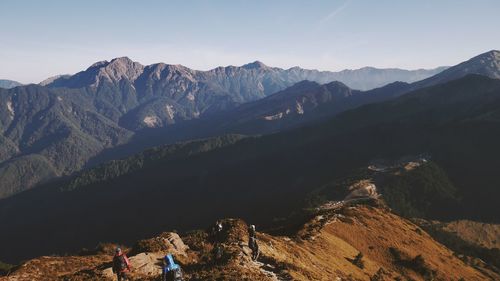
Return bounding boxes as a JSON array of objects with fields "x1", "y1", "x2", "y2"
[
  {"x1": 0, "y1": 57, "x2": 444, "y2": 198},
  {"x1": 1, "y1": 50, "x2": 499, "y2": 199}
]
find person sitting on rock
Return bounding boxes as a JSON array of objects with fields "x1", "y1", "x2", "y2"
[
  {"x1": 112, "y1": 247, "x2": 131, "y2": 281},
  {"x1": 162, "y1": 254, "x2": 183, "y2": 281}
]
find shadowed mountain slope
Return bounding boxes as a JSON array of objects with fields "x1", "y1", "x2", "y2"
[
  {"x1": 0, "y1": 58, "x2": 442, "y2": 198},
  {"x1": 2, "y1": 75, "x2": 500, "y2": 264},
  {"x1": 0, "y1": 51, "x2": 496, "y2": 198}
]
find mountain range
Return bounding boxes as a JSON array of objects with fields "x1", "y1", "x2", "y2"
[
  {"x1": 0, "y1": 58, "x2": 449, "y2": 198},
  {"x1": 0, "y1": 49, "x2": 500, "y2": 275},
  {"x1": 130, "y1": 50, "x2": 500, "y2": 141},
  {"x1": 221, "y1": 50, "x2": 500, "y2": 133},
  {"x1": 2, "y1": 69, "x2": 500, "y2": 263},
  {"x1": 0, "y1": 51, "x2": 499, "y2": 198}
]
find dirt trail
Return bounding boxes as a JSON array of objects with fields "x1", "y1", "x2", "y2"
[{"x1": 255, "y1": 260, "x2": 291, "y2": 281}]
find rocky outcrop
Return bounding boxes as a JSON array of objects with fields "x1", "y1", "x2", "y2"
[
  {"x1": 101, "y1": 252, "x2": 164, "y2": 280},
  {"x1": 102, "y1": 232, "x2": 191, "y2": 280},
  {"x1": 130, "y1": 232, "x2": 189, "y2": 258}
]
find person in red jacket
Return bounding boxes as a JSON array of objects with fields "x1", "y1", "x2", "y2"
[{"x1": 112, "y1": 247, "x2": 131, "y2": 281}]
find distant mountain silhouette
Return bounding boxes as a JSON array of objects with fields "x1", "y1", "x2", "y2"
[
  {"x1": 211, "y1": 50, "x2": 500, "y2": 135},
  {"x1": 413, "y1": 50, "x2": 500, "y2": 88},
  {"x1": 0, "y1": 79, "x2": 22, "y2": 89}
]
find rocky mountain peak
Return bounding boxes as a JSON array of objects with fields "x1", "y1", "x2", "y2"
[
  {"x1": 483, "y1": 49, "x2": 500, "y2": 58},
  {"x1": 289, "y1": 79, "x2": 320, "y2": 89},
  {"x1": 88, "y1": 60, "x2": 109, "y2": 69},
  {"x1": 413, "y1": 50, "x2": 500, "y2": 88},
  {"x1": 142, "y1": 63, "x2": 197, "y2": 83},
  {"x1": 325, "y1": 80, "x2": 350, "y2": 89},
  {"x1": 109, "y1": 56, "x2": 134, "y2": 64},
  {"x1": 241, "y1": 60, "x2": 269, "y2": 70},
  {"x1": 106, "y1": 56, "x2": 143, "y2": 71},
  {"x1": 94, "y1": 56, "x2": 145, "y2": 83},
  {"x1": 467, "y1": 49, "x2": 500, "y2": 68}
]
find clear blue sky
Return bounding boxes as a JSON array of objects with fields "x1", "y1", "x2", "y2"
[{"x1": 1, "y1": 0, "x2": 499, "y2": 83}]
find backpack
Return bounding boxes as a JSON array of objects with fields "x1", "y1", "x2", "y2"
[
  {"x1": 163, "y1": 254, "x2": 183, "y2": 281},
  {"x1": 249, "y1": 237, "x2": 257, "y2": 250},
  {"x1": 113, "y1": 255, "x2": 127, "y2": 271},
  {"x1": 213, "y1": 243, "x2": 224, "y2": 260},
  {"x1": 164, "y1": 267, "x2": 183, "y2": 281}
]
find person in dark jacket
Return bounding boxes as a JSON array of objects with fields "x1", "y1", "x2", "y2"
[
  {"x1": 112, "y1": 247, "x2": 131, "y2": 281},
  {"x1": 248, "y1": 225, "x2": 256, "y2": 238},
  {"x1": 212, "y1": 220, "x2": 224, "y2": 243},
  {"x1": 162, "y1": 254, "x2": 183, "y2": 281},
  {"x1": 249, "y1": 236, "x2": 259, "y2": 261},
  {"x1": 248, "y1": 225, "x2": 259, "y2": 260}
]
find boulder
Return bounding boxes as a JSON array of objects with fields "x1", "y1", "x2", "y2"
[
  {"x1": 102, "y1": 252, "x2": 163, "y2": 279},
  {"x1": 131, "y1": 232, "x2": 189, "y2": 257},
  {"x1": 163, "y1": 232, "x2": 189, "y2": 256}
]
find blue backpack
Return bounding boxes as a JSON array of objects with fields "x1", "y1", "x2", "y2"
[{"x1": 163, "y1": 254, "x2": 183, "y2": 281}]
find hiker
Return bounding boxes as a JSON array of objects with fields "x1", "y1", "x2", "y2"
[
  {"x1": 210, "y1": 220, "x2": 225, "y2": 263},
  {"x1": 248, "y1": 224, "x2": 259, "y2": 260},
  {"x1": 212, "y1": 220, "x2": 224, "y2": 243},
  {"x1": 249, "y1": 236, "x2": 260, "y2": 261},
  {"x1": 162, "y1": 254, "x2": 183, "y2": 281},
  {"x1": 212, "y1": 243, "x2": 224, "y2": 264},
  {"x1": 112, "y1": 247, "x2": 131, "y2": 281},
  {"x1": 248, "y1": 224, "x2": 256, "y2": 238}
]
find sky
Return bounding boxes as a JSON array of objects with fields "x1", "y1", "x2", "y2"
[{"x1": 1, "y1": 0, "x2": 499, "y2": 84}]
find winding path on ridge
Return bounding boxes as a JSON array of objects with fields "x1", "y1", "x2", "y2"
[{"x1": 255, "y1": 260, "x2": 292, "y2": 281}]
